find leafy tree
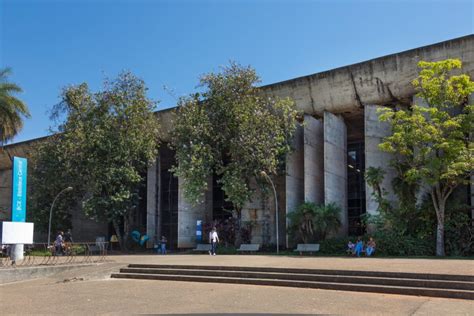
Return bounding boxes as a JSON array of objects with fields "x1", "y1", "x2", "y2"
[
  {"x1": 0, "y1": 67, "x2": 30, "y2": 145},
  {"x1": 378, "y1": 59, "x2": 474, "y2": 256},
  {"x1": 30, "y1": 72, "x2": 160, "y2": 248},
  {"x1": 171, "y1": 63, "x2": 299, "y2": 246}
]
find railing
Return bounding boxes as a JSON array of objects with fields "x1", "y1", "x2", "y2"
[{"x1": 0, "y1": 242, "x2": 108, "y2": 268}]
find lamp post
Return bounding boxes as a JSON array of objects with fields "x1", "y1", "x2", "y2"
[
  {"x1": 47, "y1": 186, "x2": 73, "y2": 246},
  {"x1": 260, "y1": 171, "x2": 279, "y2": 254}
]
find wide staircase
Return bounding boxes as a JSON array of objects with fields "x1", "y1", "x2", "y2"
[{"x1": 111, "y1": 264, "x2": 474, "y2": 300}]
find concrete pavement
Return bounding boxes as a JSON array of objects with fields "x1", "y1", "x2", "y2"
[{"x1": 0, "y1": 254, "x2": 473, "y2": 315}]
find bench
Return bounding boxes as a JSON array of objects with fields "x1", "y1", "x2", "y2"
[
  {"x1": 237, "y1": 244, "x2": 260, "y2": 253},
  {"x1": 294, "y1": 243, "x2": 320, "y2": 255},
  {"x1": 193, "y1": 244, "x2": 211, "y2": 252}
]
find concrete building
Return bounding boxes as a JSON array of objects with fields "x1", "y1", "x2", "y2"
[{"x1": 1, "y1": 35, "x2": 473, "y2": 247}]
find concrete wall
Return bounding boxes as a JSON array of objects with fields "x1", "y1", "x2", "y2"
[
  {"x1": 263, "y1": 35, "x2": 474, "y2": 116},
  {"x1": 70, "y1": 208, "x2": 108, "y2": 242},
  {"x1": 364, "y1": 105, "x2": 397, "y2": 222},
  {"x1": 177, "y1": 177, "x2": 213, "y2": 248},
  {"x1": 285, "y1": 124, "x2": 304, "y2": 247},
  {"x1": 324, "y1": 111, "x2": 348, "y2": 235},
  {"x1": 0, "y1": 169, "x2": 12, "y2": 221},
  {"x1": 303, "y1": 115, "x2": 324, "y2": 204}
]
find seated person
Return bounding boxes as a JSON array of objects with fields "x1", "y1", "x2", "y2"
[
  {"x1": 354, "y1": 237, "x2": 364, "y2": 257},
  {"x1": 346, "y1": 241, "x2": 355, "y2": 255},
  {"x1": 366, "y1": 237, "x2": 376, "y2": 256}
]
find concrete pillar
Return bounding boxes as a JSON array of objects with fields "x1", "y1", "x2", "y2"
[
  {"x1": 146, "y1": 157, "x2": 159, "y2": 246},
  {"x1": 303, "y1": 115, "x2": 324, "y2": 204},
  {"x1": 285, "y1": 124, "x2": 304, "y2": 247},
  {"x1": 177, "y1": 177, "x2": 213, "y2": 248},
  {"x1": 324, "y1": 111, "x2": 348, "y2": 236},
  {"x1": 10, "y1": 244, "x2": 24, "y2": 263},
  {"x1": 364, "y1": 105, "x2": 397, "y2": 221}
]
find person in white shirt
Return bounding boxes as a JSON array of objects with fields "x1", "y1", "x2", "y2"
[{"x1": 209, "y1": 227, "x2": 219, "y2": 256}]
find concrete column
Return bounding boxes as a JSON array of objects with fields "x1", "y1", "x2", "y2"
[
  {"x1": 10, "y1": 244, "x2": 24, "y2": 263},
  {"x1": 146, "y1": 157, "x2": 159, "y2": 246},
  {"x1": 364, "y1": 105, "x2": 397, "y2": 221},
  {"x1": 324, "y1": 111, "x2": 348, "y2": 236},
  {"x1": 304, "y1": 115, "x2": 324, "y2": 204},
  {"x1": 285, "y1": 124, "x2": 304, "y2": 247},
  {"x1": 177, "y1": 177, "x2": 213, "y2": 248}
]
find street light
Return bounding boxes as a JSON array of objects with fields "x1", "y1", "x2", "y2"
[
  {"x1": 47, "y1": 186, "x2": 73, "y2": 246},
  {"x1": 260, "y1": 171, "x2": 279, "y2": 254}
]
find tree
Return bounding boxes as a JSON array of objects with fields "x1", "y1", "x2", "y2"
[
  {"x1": 30, "y1": 72, "x2": 160, "y2": 248},
  {"x1": 378, "y1": 59, "x2": 474, "y2": 256},
  {"x1": 171, "y1": 63, "x2": 299, "y2": 246},
  {"x1": 0, "y1": 67, "x2": 30, "y2": 145}
]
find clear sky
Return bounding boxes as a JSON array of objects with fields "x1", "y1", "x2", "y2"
[{"x1": 1, "y1": 0, "x2": 473, "y2": 144}]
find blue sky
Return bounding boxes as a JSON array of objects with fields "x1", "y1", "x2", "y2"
[{"x1": 1, "y1": 0, "x2": 473, "y2": 144}]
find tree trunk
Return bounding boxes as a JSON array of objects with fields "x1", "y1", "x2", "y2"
[
  {"x1": 123, "y1": 214, "x2": 130, "y2": 250},
  {"x1": 234, "y1": 208, "x2": 242, "y2": 247},
  {"x1": 435, "y1": 201, "x2": 446, "y2": 256}
]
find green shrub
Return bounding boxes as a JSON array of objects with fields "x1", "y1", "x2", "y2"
[{"x1": 288, "y1": 202, "x2": 341, "y2": 244}]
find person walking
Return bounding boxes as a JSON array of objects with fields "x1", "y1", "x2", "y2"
[
  {"x1": 209, "y1": 227, "x2": 219, "y2": 256},
  {"x1": 54, "y1": 231, "x2": 64, "y2": 256}
]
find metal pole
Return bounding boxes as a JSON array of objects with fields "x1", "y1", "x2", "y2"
[
  {"x1": 47, "y1": 187, "x2": 73, "y2": 246},
  {"x1": 261, "y1": 172, "x2": 279, "y2": 254}
]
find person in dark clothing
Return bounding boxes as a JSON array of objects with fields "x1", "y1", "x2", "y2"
[{"x1": 64, "y1": 229, "x2": 73, "y2": 243}]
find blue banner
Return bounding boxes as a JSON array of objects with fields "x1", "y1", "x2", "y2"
[{"x1": 11, "y1": 157, "x2": 27, "y2": 222}]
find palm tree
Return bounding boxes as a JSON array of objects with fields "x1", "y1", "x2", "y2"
[{"x1": 0, "y1": 67, "x2": 30, "y2": 145}]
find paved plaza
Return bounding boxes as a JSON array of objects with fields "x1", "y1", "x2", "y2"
[{"x1": 0, "y1": 255, "x2": 473, "y2": 315}]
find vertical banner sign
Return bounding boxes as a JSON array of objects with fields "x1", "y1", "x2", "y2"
[
  {"x1": 11, "y1": 157, "x2": 27, "y2": 222},
  {"x1": 196, "y1": 220, "x2": 202, "y2": 242}
]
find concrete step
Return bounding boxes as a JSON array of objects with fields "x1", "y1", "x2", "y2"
[
  {"x1": 127, "y1": 264, "x2": 474, "y2": 282},
  {"x1": 118, "y1": 267, "x2": 474, "y2": 291},
  {"x1": 111, "y1": 272, "x2": 474, "y2": 300}
]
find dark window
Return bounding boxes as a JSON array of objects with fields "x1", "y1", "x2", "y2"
[
  {"x1": 159, "y1": 145, "x2": 178, "y2": 249},
  {"x1": 347, "y1": 142, "x2": 366, "y2": 236}
]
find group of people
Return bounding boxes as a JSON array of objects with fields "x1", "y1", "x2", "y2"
[
  {"x1": 347, "y1": 237, "x2": 376, "y2": 257},
  {"x1": 54, "y1": 229, "x2": 73, "y2": 255}
]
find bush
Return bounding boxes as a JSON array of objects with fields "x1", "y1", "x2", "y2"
[
  {"x1": 372, "y1": 232, "x2": 434, "y2": 256},
  {"x1": 319, "y1": 234, "x2": 435, "y2": 257},
  {"x1": 288, "y1": 202, "x2": 341, "y2": 244},
  {"x1": 319, "y1": 237, "x2": 353, "y2": 255}
]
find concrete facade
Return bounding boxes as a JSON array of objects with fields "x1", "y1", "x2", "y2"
[
  {"x1": 303, "y1": 115, "x2": 324, "y2": 204},
  {"x1": 364, "y1": 105, "x2": 397, "y2": 219},
  {"x1": 1, "y1": 35, "x2": 473, "y2": 246},
  {"x1": 177, "y1": 177, "x2": 213, "y2": 248},
  {"x1": 285, "y1": 124, "x2": 304, "y2": 246},
  {"x1": 323, "y1": 111, "x2": 348, "y2": 235}
]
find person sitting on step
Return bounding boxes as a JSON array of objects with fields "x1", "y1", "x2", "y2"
[
  {"x1": 366, "y1": 237, "x2": 376, "y2": 256},
  {"x1": 354, "y1": 236, "x2": 364, "y2": 257}
]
